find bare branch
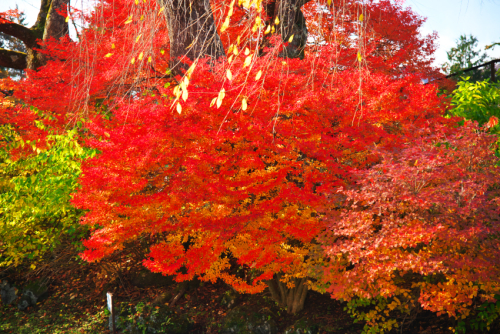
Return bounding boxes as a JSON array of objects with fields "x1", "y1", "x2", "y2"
[
  {"x1": 0, "y1": 22, "x2": 38, "y2": 48},
  {"x1": 0, "y1": 48, "x2": 27, "y2": 70}
]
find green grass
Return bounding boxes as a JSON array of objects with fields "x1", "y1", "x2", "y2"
[{"x1": 0, "y1": 302, "x2": 108, "y2": 334}]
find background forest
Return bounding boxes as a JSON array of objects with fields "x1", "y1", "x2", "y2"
[{"x1": 0, "y1": 0, "x2": 499, "y2": 333}]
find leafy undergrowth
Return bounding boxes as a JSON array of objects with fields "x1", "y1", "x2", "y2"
[
  {"x1": 0, "y1": 266, "x2": 484, "y2": 334},
  {"x1": 0, "y1": 243, "x2": 498, "y2": 334}
]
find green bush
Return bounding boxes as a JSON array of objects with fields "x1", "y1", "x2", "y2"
[
  {"x1": 448, "y1": 77, "x2": 500, "y2": 131},
  {"x1": 0, "y1": 124, "x2": 95, "y2": 268}
]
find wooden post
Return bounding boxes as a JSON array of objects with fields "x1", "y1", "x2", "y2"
[
  {"x1": 491, "y1": 61, "x2": 496, "y2": 83},
  {"x1": 107, "y1": 292, "x2": 115, "y2": 333}
]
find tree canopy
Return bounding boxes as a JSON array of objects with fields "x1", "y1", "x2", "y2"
[{"x1": 1, "y1": 0, "x2": 499, "y2": 329}]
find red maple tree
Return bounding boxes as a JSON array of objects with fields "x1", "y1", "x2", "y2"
[
  {"x1": 320, "y1": 120, "x2": 500, "y2": 325},
  {"x1": 1, "y1": 0, "x2": 455, "y2": 314}
]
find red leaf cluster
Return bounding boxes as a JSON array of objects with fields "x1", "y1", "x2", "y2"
[{"x1": 320, "y1": 121, "x2": 500, "y2": 317}]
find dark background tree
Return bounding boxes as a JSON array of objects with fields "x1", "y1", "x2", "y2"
[
  {"x1": 0, "y1": 0, "x2": 312, "y2": 75},
  {"x1": 442, "y1": 34, "x2": 493, "y2": 82},
  {"x1": 0, "y1": 6, "x2": 27, "y2": 79},
  {"x1": 0, "y1": 0, "x2": 69, "y2": 71}
]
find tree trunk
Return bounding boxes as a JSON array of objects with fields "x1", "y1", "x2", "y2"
[
  {"x1": 264, "y1": 0, "x2": 312, "y2": 59},
  {"x1": 265, "y1": 273, "x2": 308, "y2": 314},
  {"x1": 159, "y1": 0, "x2": 225, "y2": 75},
  {"x1": 1, "y1": 0, "x2": 312, "y2": 72},
  {"x1": 0, "y1": 0, "x2": 69, "y2": 71}
]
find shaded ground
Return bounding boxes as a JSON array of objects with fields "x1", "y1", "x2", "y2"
[{"x1": 1, "y1": 251, "x2": 498, "y2": 334}]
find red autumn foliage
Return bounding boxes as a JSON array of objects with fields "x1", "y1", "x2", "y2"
[
  {"x1": 320, "y1": 121, "x2": 500, "y2": 319},
  {"x1": 71, "y1": 42, "x2": 445, "y2": 292},
  {"x1": 1, "y1": 0, "x2": 478, "y2": 319}
]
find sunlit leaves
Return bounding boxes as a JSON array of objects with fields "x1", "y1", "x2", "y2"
[
  {"x1": 217, "y1": 88, "x2": 226, "y2": 108},
  {"x1": 255, "y1": 70, "x2": 262, "y2": 80},
  {"x1": 0, "y1": 127, "x2": 92, "y2": 267},
  {"x1": 244, "y1": 55, "x2": 252, "y2": 67},
  {"x1": 320, "y1": 122, "x2": 500, "y2": 325}
]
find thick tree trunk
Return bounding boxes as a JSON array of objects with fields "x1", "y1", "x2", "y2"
[
  {"x1": 265, "y1": 274, "x2": 308, "y2": 314},
  {"x1": 159, "y1": 0, "x2": 225, "y2": 75},
  {"x1": 265, "y1": 0, "x2": 312, "y2": 59},
  {"x1": 0, "y1": 0, "x2": 69, "y2": 71},
  {"x1": 1, "y1": 0, "x2": 311, "y2": 72}
]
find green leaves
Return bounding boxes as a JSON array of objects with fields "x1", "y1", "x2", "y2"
[
  {"x1": 0, "y1": 127, "x2": 94, "y2": 267},
  {"x1": 449, "y1": 77, "x2": 500, "y2": 131}
]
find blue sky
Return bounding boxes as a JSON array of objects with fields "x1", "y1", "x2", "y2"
[
  {"x1": 406, "y1": 0, "x2": 500, "y2": 66},
  {"x1": 2, "y1": 0, "x2": 499, "y2": 70}
]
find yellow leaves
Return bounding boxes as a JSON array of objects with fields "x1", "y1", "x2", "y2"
[
  {"x1": 111, "y1": 43, "x2": 115, "y2": 49},
  {"x1": 221, "y1": 0, "x2": 235, "y2": 33},
  {"x1": 228, "y1": 55, "x2": 234, "y2": 63},
  {"x1": 244, "y1": 47, "x2": 250, "y2": 55},
  {"x1": 138, "y1": 52, "x2": 144, "y2": 60},
  {"x1": 210, "y1": 97, "x2": 217, "y2": 107},
  {"x1": 158, "y1": 7, "x2": 164, "y2": 15},
  {"x1": 125, "y1": 16, "x2": 133, "y2": 24},
  {"x1": 233, "y1": 46, "x2": 239, "y2": 56},
  {"x1": 181, "y1": 88, "x2": 188, "y2": 102},
  {"x1": 288, "y1": 34, "x2": 294, "y2": 43},
  {"x1": 30, "y1": 264, "x2": 36, "y2": 270},
  {"x1": 327, "y1": 0, "x2": 332, "y2": 6},
  {"x1": 130, "y1": 57, "x2": 135, "y2": 64},
  {"x1": 173, "y1": 85, "x2": 181, "y2": 99},
  {"x1": 217, "y1": 88, "x2": 226, "y2": 108},
  {"x1": 243, "y1": 55, "x2": 252, "y2": 67},
  {"x1": 226, "y1": 69, "x2": 233, "y2": 81},
  {"x1": 65, "y1": 16, "x2": 70, "y2": 23},
  {"x1": 135, "y1": 34, "x2": 142, "y2": 43},
  {"x1": 176, "y1": 102, "x2": 182, "y2": 114},
  {"x1": 135, "y1": 0, "x2": 139, "y2": 4},
  {"x1": 252, "y1": 16, "x2": 262, "y2": 32},
  {"x1": 240, "y1": 0, "x2": 251, "y2": 8},
  {"x1": 242, "y1": 98, "x2": 247, "y2": 110},
  {"x1": 160, "y1": 49, "x2": 165, "y2": 55},
  {"x1": 104, "y1": 53, "x2": 113, "y2": 58},
  {"x1": 172, "y1": 75, "x2": 190, "y2": 102},
  {"x1": 255, "y1": 70, "x2": 262, "y2": 80},
  {"x1": 274, "y1": 16, "x2": 280, "y2": 25},
  {"x1": 221, "y1": 17, "x2": 230, "y2": 32},
  {"x1": 148, "y1": 56, "x2": 152, "y2": 63},
  {"x1": 357, "y1": 52, "x2": 362, "y2": 62},
  {"x1": 186, "y1": 62, "x2": 197, "y2": 78},
  {"x1": 183, "y1": 76, "x2": 190, "y2": 88},
  {"x1": 264, "y1": 25, "x2": 271, "y2": 34},
  {"x1": 359, "y1": 14, "x2": 364, "y2": 22},
  {"x1": 228, "y1": 1, "x2": 235, "y2": 16}
]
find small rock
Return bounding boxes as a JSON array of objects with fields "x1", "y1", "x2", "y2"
[
  {"x1": 17, "y1": 280, "x2": 48, "y2": 310},
  {"x1": 0, "y1": 281, "x2": 18, "y2": 305}
]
